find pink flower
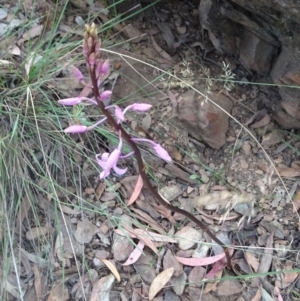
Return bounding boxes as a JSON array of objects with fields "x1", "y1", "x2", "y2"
[
  {"x1": 131, "y1": 138, "x2": 172, "y2": 162},
  {"x1": 58, "y1": 97, "x2": 97, "y2": 106},
  {"x1": 64, "y1": 117, "x2": 107, "y2": 134},
  {"x1": 96, "y1": 137, "x2": 127, "y2": 179},
  {"x1": 105, "y1": 105, "x2": 125, "y2": 123},
  {"x1": 71, "y1": 66, "x2": 84, "y2": 81},
  {"x1": 123, "y1": 103, "x2": 152, "y2": 115},
  {"x1": 58, "y1": 97, "x2": 82, "y2": 106},
  {"x1": 100, "y1": 90, "x2": 112, "y2": 100},
  {"x1": 64, "y1": 125, "x2": 88, "y2": 133}
]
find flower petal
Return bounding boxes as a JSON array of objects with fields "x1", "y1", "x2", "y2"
[
  {"x1": 58, "y1": 97, "x2": 82, "y2": 106},
  {"x1": 104, "y1": 148, "x2": 121, "y2": 172},
  {"x1": 153, "y1": 144, "x2": 172, "y2": 162},
  {"x1": 100, "y1": 90, "x2": 112, "y2": 100},
  {"x1": 131, "y1": 103, "x2": 152, "y2": 111},
  {"x1": 71, "y1": 66, "x2": 83, "y2": 81},
  {"x1": 64, "y1": 125, "x2": 88, "y2": 133},
  {"x1": 113, "y1": 165, "x2": 127, "y2": 175},
  {"x1": 100, "y1": 169, "x2": 110, "y2": 179},
  {"x1": 96, "y1": 153, "x2": 109, "y2": 169},
  {"x1": 114, "y1": 106, "x2": 125, "y2": 122}
]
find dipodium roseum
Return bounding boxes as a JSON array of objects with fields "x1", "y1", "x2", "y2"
[
  {"x1": 96, "y1": 136, "x2": 129, "y2": 179},
  {"x1": 131, "y1": 138, "x2": 172, "y2": 162}
]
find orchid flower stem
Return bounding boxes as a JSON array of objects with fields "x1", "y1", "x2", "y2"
[{"x1": 86, "y1": 36, "x2": 232, "y2": 271}]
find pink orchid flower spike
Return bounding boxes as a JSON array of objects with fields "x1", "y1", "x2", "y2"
[{"x1": 96, "y1": 136, "x2": 127, "y2": 179}]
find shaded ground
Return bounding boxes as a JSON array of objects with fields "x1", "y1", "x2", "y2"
[{"x1": 0, "y1": 0, "x2": 300, "y2": 301}]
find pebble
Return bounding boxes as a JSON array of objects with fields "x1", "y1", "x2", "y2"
[
  {"x1": 175, "y1": 226, "x2": 202, "y2": 250},
  {"x1": 240, "y1": 159, "x2": 249, "y2": 169}
]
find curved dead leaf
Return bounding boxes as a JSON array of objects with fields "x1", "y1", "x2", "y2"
[
  {"x1": 149, "y1": 267, "x2": 174, "y2": 300},
  {"x1": 122, "y1": 241, "x2": 145, "y2": 266},
  {"x1": 175, "y1": 253, "x2": 225, "y2": 266},
  {"x1": 250, "y1": 114, "x2": 270, "y2": 129},
  {"x1": 127, "y1": 175, "x2": 143, "y2": 206},
  {"x1": 101, "y1": 259, "x2": 121, "y2": 282}
]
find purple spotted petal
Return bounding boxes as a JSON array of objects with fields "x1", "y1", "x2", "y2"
[{"x1": 64, "y1": 125, "x2": 88, "y2": 133}]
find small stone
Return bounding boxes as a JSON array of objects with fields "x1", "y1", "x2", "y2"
[
  {"x1": 242, "y1": 142, "x2": 251, "y2": 156},
  {"x1": 175, "y1": 226, "x2": 202, "y2": 250},
  {"x1": 177, "y1": 26, "x2": 186, "y2": 34},
  {"x1": 159, "y1": 185, "x2": 182, "y2": 202},
  {"x1": 240, "y1": 159, "x2": 249, "y2": 169},
  {"x1": 113, "y1": 233, "x2": 134, "y2": 261},
  {"x1": 163, "y1": 249, "x2": 183, "y2": 277},
  {"x1": 74, "y1": 220, "x2": 95, "y2": 244},
  {"x1": 255, "y1": 169, "x2": 264, "y2": 174},
  {"x1": 187, "y1": 186, "x2": 194, "y2": 194},
  {"x1": 170, "y1": 271, "x2": 187, "y2": 296},
  {"x1": 188, "y1": 267, "x2": 206, "y2": 287},
  {"x1": 216, "y1": 279, "x2": 243, "y2": 296}
]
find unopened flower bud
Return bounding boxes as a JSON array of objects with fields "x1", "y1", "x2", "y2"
[
  {"x1": 58, "y1": 97, "x2": 82, "y2": 106},
  {"x1": 87, "y1": 36, "x2": 94, "y2": 52},
  {"x1": 71, "y1": 66, "x2": 84, "y2": 81},
  {"x1": 100, "y1": 90, "x2": 112, "y2": 100},
  {"x1": 64, "y1": 125, "x2": 88, "y2": 133},
  {"x1": 88, "y1": 53, "x2": 96, "y2": 70}
]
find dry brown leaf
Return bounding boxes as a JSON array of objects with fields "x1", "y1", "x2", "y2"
[
  {"x1": 204, "y1": 269, "x2": 223, "y2": 293},
  {"x1": 130, "y1": 208, "x2": 165, "y2": 234},
  {"x1": 127, "y1": 175, "x2": 143, "y2": 206},
  {"x1": 250, "y1": 288, "x2": 262, "y2": 301},
  {"x1": 60, "y1": 204, "x2": 81, "y2": 215},
  {"x1": 245, "y1": 252, "x2": 259, "y2": 272},
  {"x1": 22, "y1": 24, "x2": 44, "y2": 41},
  {"x1": 151, "y1": 36, "x2": 173, "y2": 62},
  {"x1": 33, "y1": 265, "x2": 42, "y2": 300},
  {"x1": 149, "y1": 268, "x2": 174, "y2": 300},
  {"x1": 245, "y1": 109, "x2": 268, "y2": 126},
  {"x1": 89, "y1": 274, "x2": 115, "y2": 301},
  {"x1": 258, "y1": 162, "x2": 300, "y2": 177},
  {"x1": 26, "y1": 226, "x2": 54, "y2": 240},
  {"x1": 47, "y1": 283, "x2": 69, "y2": 301},
  {"x1": 258, "y1": 233, "x2": 273, "y2": 275},
  {"x1": 293, "y1": 189, "x2": 300, "y2": 212},
  {"x1": 101, "y1": 260, "x2": 121, "y2": 282},
  {"x1": 250, "y1": 114, "x2": 270, "y2": 128}
]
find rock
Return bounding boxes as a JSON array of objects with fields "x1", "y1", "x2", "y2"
[
  {"x1": 112, "y1": 233, "x2": 134, "y2": 261},
  {"x1": 239, "y1": 29, "x2": 277, "y2": 74},
  {"x1": 159, "y1": 185, "x2": 182, "y2": 202},
  {"x1": 74, "y1": 220, "x2": 95, "y2": 244},
  {"x1": 170, "y1": 271, "x2": 187, "y2": 296},
  {"x1": 188, "y1": 267, "x2": 206, "y2": 288},
  {"x1": 199, "y1": 0, "x2": 240, "y2": 55},
  {"x1": 216, "y1": 279, "x2": 243, "y2": 296},
  {"x1": 164, "y1": 289, "x2": 181, "y2": 301},
  {"x1": 134, "y1": 250, "x2": 156, "y2": 284},
  {"x1": 175, "y1": 89, "x2": 232, "y2": 149},
  {"x1": 163, "y1": 250, "x2": 183, "y2": 277},
  {"x1": 175, "y1": 226, "x2": 202, "y2": 250}
]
